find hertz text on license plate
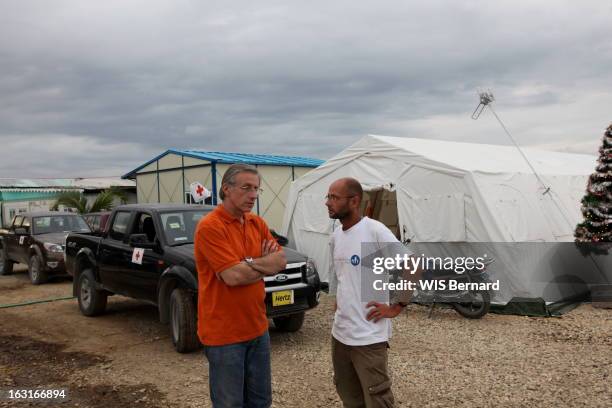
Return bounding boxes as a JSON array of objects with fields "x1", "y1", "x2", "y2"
[{"x1": 272, "y1": 290, "x2": 294, "y2": 307}]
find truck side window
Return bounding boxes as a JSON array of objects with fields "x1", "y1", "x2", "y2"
[
  {"x1": 21, "y1": 217, "x2": 31, "y2": 233},
  {"x1": 12, "y1": 216, "x2": 23, "y2": 230},
  {"x1": 92, "y1": 216, "x2": 100, "y2": 232},
  {"x1": 109, "y1": 212, "x2": 131, "y2": 241},
  {"x1": 131, "y1": 213, "x2": 156, "y2": 243}
]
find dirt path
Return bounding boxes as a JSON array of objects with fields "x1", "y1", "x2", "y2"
[{"x1": 1, "y1": 266, "x2": 611, "y2": 407}]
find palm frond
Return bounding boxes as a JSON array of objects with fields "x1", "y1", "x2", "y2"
[
  {"x1": 52, "y1": 188, "x2": 128, "y2": 214},
  {"x1": 89, "y1": 189, "x2": 126, "y2": 213},
  {"x1": 108, "y1": 186, "x2": 128, "y2": 204},
  {"x1": 52, "y1": 191, "x2": 88, "y2": 213}
]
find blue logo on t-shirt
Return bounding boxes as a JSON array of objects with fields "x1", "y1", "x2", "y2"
[{"x1": 350, "y1": 255, "x2": 360, "y2": 266}]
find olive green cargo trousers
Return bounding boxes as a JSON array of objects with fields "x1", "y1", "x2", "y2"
[{"x1": 332, "y1": 337, "x2": 395, "y2": 408}]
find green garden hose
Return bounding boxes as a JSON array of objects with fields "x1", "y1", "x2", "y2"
[{"x1": 0, "y1": 296, "x2": 75, "y2": 309}]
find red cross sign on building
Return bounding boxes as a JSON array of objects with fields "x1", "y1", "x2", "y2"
[{"x1": 190, "y1": 182, "x2": 211, "y2": 203}]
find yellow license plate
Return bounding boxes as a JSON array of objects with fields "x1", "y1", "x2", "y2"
[{"x1": 272, "y1": 290, "x2": 294, "y2": 307}]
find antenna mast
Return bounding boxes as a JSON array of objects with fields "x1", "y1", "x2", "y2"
[
  {"x1": 471, "y1": 90, "x2": 550, "y2": 194},
  {"x1": 470, "y1": 90, "x2": 580, "y2": 232}
]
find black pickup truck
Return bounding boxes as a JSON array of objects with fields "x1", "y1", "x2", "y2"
[
  {"x1": 0, "y1": 211, "x2": 91, "y2": 284},
  {"x1": 64, "y1": 204, "x2": 321, "y2": 353}
]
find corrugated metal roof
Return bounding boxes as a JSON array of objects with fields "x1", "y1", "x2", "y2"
[
  {"x1": 71, "y1": 178, "x2": 135, "y2": 189},
  {"x1": 0, "y1": 178, "x2": 134, "y2": 190},
  {"x1": 123, "y1": 149, "x2": 324, "y2": 178},
  {"x1": 0, "y1": 188, "x2": 78, "y2": 193},
  {"x1": 177, "y1": 149, "x2": 324, "y2": 166},
  {"x1": 0, "y1": 179, "x2": 76, "y2": 188}
]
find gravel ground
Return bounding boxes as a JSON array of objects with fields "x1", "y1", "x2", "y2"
[{"x1": 1, "y1": 266, "x2": 611, "y2": 407}]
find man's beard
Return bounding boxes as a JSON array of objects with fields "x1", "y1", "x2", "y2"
[{"x1": 329, "y1": 208, "x2": 350, "y2": 220}]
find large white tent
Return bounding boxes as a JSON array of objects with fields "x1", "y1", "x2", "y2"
[{"x1": 281, "y1": 135, "x2": 607, "y2": 312}]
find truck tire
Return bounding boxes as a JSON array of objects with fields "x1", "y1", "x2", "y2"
[
  {"x1": 273, "y1": 312, "x2": 305, "y2": 332},
  {"x1": 169, "y1": 287, "x2": 201, "y2": 353},
  {"x1": 28, "y1": 254, "x2": 48, "y2": 285},
  {"x1": 77, "y1": 269, "x2": 107, "y2": 316},
  {"x1": 0, "y1": 248, "x2": 13, "y2": 275}
]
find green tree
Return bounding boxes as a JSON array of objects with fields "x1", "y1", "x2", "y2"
[{"x1": 51, "y1": 187, "x2": 127, "y2": 214}]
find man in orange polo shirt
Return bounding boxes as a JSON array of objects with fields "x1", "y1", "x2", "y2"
[{"x1": 194, "y1": 163, "x2": 286, "y2": 408}]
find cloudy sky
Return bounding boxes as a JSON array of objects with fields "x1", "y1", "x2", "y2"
[{"x1": 1, "y1": 0, "x2": 611, "y2": 178}]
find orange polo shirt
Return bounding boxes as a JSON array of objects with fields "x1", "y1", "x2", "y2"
[{"x1": 194, "y1": 204, "x2": 276, "y2": 346}]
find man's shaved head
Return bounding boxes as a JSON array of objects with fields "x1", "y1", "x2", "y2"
[
  {"x1": 326, "y1": 177, "x2": 363, "y2": 221},
  {"x1": 342, "y1": 178, "x2": 363, "y2": 202},
  {"x1": 330, "y1": 177, "x2": 363, "y2": 202}
]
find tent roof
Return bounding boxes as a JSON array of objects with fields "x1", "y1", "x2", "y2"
[{"x1": 370, "y1": 135, "x2": 596, "y2": 175}]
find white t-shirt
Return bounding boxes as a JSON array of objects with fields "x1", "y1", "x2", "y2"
[{"x1": 330, "y1": 217, "x2": 409, "y2": 346}]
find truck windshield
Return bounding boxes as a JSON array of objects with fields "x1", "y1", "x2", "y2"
[
  {"x1": 32, "y1": 215, "x2": 91, "y2": 235},
  {"x1": 160, "y1": 210, "x2": 208, "y2": 245}
]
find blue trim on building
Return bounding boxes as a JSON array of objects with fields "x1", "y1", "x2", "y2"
[
  {"x1": 156, "y1": 161, "x2": 160, "y2": 203},
  {"x1": 123, "y1": 149, "x2": 324, "y2": 179},
  {"x1": 211, "y1": 162, "x2": 218, "y2": 206},
  {"x1": 255, "y1": 164, "x2": 260, "y2": 216},
  {"x1": 181, "y1": 156, "x2": 185, "y2": 204}
]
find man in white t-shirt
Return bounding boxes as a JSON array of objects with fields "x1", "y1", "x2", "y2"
[{"x1": 326, "y1": 177, "x2": 416, "y2": 408}]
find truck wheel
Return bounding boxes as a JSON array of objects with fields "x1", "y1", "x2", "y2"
[
  {"x1": 28, "y1": 254, "x2": 48, "y2": 285},
  {"x1": 77, "y1": 269, "x2": 107, "y2": 316},
  {"x1": 169, "y1": 288, "x2": 200, "y2": 353},
  {"x1": 0, "y1": 249, "x2": 13, "y2": 275},
  {"x1": 273, "y1": 312, "x2": 305, "y2": 332}
]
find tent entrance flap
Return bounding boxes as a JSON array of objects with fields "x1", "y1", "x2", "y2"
[{"x1": 361, "y1": 188, "x2": 400, "y2": 240}]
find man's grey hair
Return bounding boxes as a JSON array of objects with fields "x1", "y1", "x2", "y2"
[{"x1": 219, "y1": 163, "x2": 260, "y2": 201}]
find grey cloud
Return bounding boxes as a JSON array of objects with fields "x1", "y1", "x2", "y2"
[{"x1": 1, "y1": 0, "x2": 611, "y2": 177}]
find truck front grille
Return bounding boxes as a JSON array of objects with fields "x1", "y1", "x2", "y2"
[{"x1": 264, "y1": 262, "x2": 305, "y2": 289}]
